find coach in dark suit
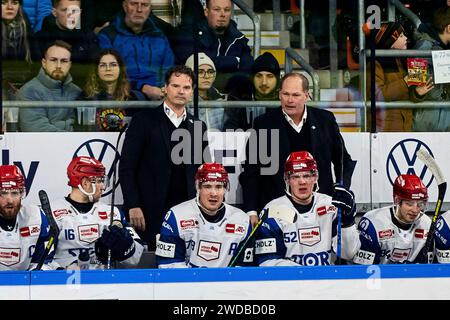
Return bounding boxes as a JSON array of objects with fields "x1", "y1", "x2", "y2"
[
  {"x1": 119, "y1": 65, "x2": 210, "y2": 250},
  {"x1": 240, "y1": 72, "x2": 356, "y2": 222}
]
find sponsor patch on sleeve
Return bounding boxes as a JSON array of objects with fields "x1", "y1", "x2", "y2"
[
  {"x1": 436, "y1": 249, "x2": 450, "y2": 264},
  {"x1": 353, "y1": 249, "x2": 376, "y2": 265},
  {"x1": 255, "y1": 238, "x2": 277, "y2": 255},
  {"x1": 155, "y1": 240, "x2": 176, "y2": 258}
]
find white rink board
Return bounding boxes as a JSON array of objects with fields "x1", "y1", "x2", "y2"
[
  {"x1": 0, "y1": 132, "x2": 448, "y2": 206},
  {"x1": 2, "y1": 265, "x2": 450, "y2": 300}
]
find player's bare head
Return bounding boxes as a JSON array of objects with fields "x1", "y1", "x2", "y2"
[
  {"x1": 67, "y1": 156, "x2": 108, "y2": 203},
  {"x1": 195, "y1": 163, "x2": 229, "y2": 215},
  {"x1": 393, "y1": 174, "x2": 428, "y2": 225},
  {"x1": 42, "y1": 40, "x2": 72, "y2": 81},
  {"x1": 284, "y1": 151, "x2": 318, "y2": 205},
  {"x1": 0, "y1": 165, "x2": 25, "y2": 219}
]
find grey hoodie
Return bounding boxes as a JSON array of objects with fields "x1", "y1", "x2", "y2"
[{"x1": 18, "y1": 68, "x2": 81, "y2": 132}]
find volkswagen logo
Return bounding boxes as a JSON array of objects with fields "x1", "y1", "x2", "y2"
[
  {"x1": 386, "y1": 139, "x2": 434, "y2": 187},
  {"x1": 73, "y1": 139, "x2": 120, "y2": 197}
]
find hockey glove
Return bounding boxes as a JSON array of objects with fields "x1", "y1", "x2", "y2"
[
  {"x1": 95, "y1": 225, "x2": 135, "y2": 262},
  {"x1": 332, "y1": 183, "x2": 356, "y2": 227}
]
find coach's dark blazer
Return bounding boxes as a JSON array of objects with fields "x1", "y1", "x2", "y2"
[
  {"x1": 119, "y1": 104, "x2": 210, "y2": 247},
  {"x1": 239, "y1": 106, "x2": 356, "y2": 213}
]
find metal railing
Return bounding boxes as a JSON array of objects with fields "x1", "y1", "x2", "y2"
[
  {"x1": 233, "y1": 0, "x2": 260, "y2": 58},
  {"x1": 284, "y1": 47, "x2": 320, "y2": 101},
  {"x1": 388, "y1": 0, "x2": 422, "y2": 29}
]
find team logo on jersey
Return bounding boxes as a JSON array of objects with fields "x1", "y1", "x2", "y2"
[
  {"x1": 78, "y1": 224, "x2": 100, "y2": 243},
  {"x1": 0, "y1": 248, "x2": 21, "y2": 266},
  {"x1": 98, "y1": 211, "x2": 108, "y2": 220},
  {"x1": 378, "y1": 229, "x2": 394, "y2": 240},
  {"x1": 225, "y1": 224, "x2": 246, "y2": 235},
  {"x1": 197, "y1": 240, "x2": 221, "y2": 261},
  {"x1": 180, "y1": 219, "x2": 198, "y2": 230},
  {"x1": 298, "y1": 227, "x2": 321, "y2": 246},
  {"x1": 414, "y1": 229, "x2": 428, "y2": 239},
  {"x1": 19, "y1": 225, "x2": 41, "y2": 237},
  {"x1": 390, "y1": 248, "x2": 411, "y2": 262}
]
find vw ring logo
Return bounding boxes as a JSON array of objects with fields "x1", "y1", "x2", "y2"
[
  {"x1": 73, "y1": 139, "x2": 120, "y2": 197},
  {"x1": 386, "y1": 139, "x2": 434, "y2": 187}
]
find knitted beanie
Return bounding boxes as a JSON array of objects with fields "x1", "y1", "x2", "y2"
[
  {"x1": 251, "y1": 52, "x2": 280, "y2": 76},
  {"x1": 375, "y1": 22, "x2": 405, "y2": 49}
]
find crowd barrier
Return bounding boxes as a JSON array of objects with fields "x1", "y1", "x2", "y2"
[
  {"x1": 1, "y1": 264, "x2": 450, "y2": 300},
  {"x1": 1, "y1": 131, "x2": 449, "y2": 211}
]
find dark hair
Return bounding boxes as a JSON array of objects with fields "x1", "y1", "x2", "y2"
[
  {"x1": 433, "y1": 7, "x2": 450, "y2": 33},
  {"x1": 85, "y1": 49, "x2": 131, "y2": 100},
  {"x1": 280, "y1": 73, "x2": 309, "y2": 92},
  {"x1": 165, "y1": 65, "x2": 196, "y2": 86},
  {"x1": 44, "y1": 40, "x2": 72, "y2": 57}
]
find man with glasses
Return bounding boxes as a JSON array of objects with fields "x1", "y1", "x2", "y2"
[
  {"x1": 97, "y1": 0, "x2": 174, "y2": 100},
  {"x1": 0, "y1": 165, "x2": 57, "y2": 270},
  {"x1": 352, "y1": 174, "x2": 432, "y2": 264},
  {"x1": 185, "y1": 52, "x2": 226, "y2": 131},
  {"x1": 49, "y1": 156, "x2": 144, "y2": 269},
  {"x1": 254, "y1": 151, "x2": 359, "y2": 266},
  {"x1": 18, "y1": 40, "x2": 81, "y2": 132}
]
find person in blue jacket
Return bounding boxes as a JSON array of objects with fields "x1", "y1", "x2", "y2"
[
  {"x1": 97, "y1": 0, "x2": 175, "y2": 100},
  {"x1": 22, "y1": 0, "x2": 52, "y2": 32}
]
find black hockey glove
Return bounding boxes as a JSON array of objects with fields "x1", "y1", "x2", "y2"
[
  {"x1": 95, "y1": 225, "x2": 135, "y2": 262},
  {"x1": 332, "y1": 183, "x2": 356, "y2": 227}
]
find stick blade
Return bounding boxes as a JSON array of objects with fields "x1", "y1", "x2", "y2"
[
  {"x1": 268, "y1": 204, "x2": 297, "y2": 223},
  {"x1": 416, "y1": 149, "x2": 446, "y2": 185}
]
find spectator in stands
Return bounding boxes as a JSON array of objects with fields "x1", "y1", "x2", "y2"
[
  {"x1": 97, "y1": 0, "x2": 175, "y2": 100},
  {"x1": 119, "y1": 65, "x2": 210, "y2": 250},
  {"x1": 412, "y1": 7, "x2": 450, "y2": 132},
  {"x1": 239, "y1": 72, "x2": 356, "y2": 224},
  {"x1": 173, "y1": 0, "x2": 254, "y2": 91},
  {"x1": 367, "y1": 21, "x2": 434, "y2": 132},
  {"x1": 34, "y1": 0, "x2": 100, "y2": 87},
  {"x1": 185, "y1": 52, "x2": 226, "y2": 131},
  {"x1": 2, "y1": 0, "x2": 34, "y2": 89},
  {"x1": 224, "y1": 52, "x2": 281, "y2": 130},
  {"x1": 156, "y1": 163, "x2": 253, "y2": 268},
  {"x1": 18, "y1": 40, "x2": 81, "y2": 132},
  {"x1": 80, "y1": 48, "x2": 146, "y2": 131},
  {"x1": 22, "y1": 0, "x2": 52, "y2": 32}
]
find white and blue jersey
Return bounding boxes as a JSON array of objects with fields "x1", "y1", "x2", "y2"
[
  {"x1": 0, "y1": 205, "x2": 57, "y2": 270},
  {"x1": 435, "y1": 211, "x2": 450, "y2": 264},
  {"x1": 50, "y1": 198, "x2": 144, "y2": 268},
  {"x1": 353, "y1": 206, "x2": 431, "y2": 264},
  {"x1": 156, "y1": 198, "x2": 253, "y2": 268},
  {"x1": 255, "y1": 194, "x2": 359, "y2": 266}
]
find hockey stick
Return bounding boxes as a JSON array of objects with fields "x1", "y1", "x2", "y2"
[
  {"x1": 416, "y1": 149, "x2": 447, "y2": 263},
  {"x1": 107, "y1": 123, "x2": 128, "y2": 269},
  {"x1": 228, "y1": 204, "x2": 297, "y2": 267},
  {"x1": 335, "y1": 134, "x2": 345, "y2": 264},
  {"x1": 35, "y1": 190, "x2": 60, "y2": 270}
]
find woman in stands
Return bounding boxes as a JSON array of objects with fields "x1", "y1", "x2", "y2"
[
  {"x1": 81, "y1": 48, "x2": 146, "y2": 131},
  {"x1": 2, "y1": 0, "x2": 34, "y2": 89},
  {"x1": 367, "y1": 21, "x2": 434, "y2": 132}
]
